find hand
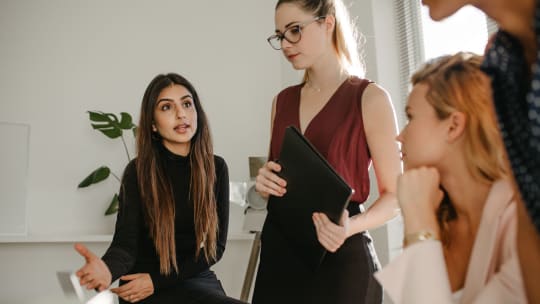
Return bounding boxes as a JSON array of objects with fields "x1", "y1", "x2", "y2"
[
  {"x1": 255, "y1": 161, "x2": 287, "y2": 198},
  {"x1": 397, "y1": 167, "x2": 443, "y2": 213},
  {"x1": 312, "y1": 210, "x2": 350, "y2": 252},
  {"x1": 74, "y1": 243, "x2": 112, "y2": 291},
  {"x1": 397, "y1": 167, "x2": 443, "y2": 234},
  {"x1": 110, "y1": 273, "x2": 154, "y2": 303}
]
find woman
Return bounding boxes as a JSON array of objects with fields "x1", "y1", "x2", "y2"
[
  {"x1": 421, "y1": 1, "x2": 540, "y2": 302},
  {"x1": 375, "y1": 53, "x2": 526, "y2": 303},
  {"x1": 74, "y1": 73, "x2": 243, "y2": 304},
  {"x1": 252, "y1": 0, "x2": 401, "y2": 303}
]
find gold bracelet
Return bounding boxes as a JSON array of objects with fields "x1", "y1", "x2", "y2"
[{"x1": 403, "y1": 230, "x2": 439, "y2": 247}]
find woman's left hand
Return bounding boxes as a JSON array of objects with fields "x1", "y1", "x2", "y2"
[
  {"x1": 110, "y1": 273, "x2": 154, "y2": 303},
  {"x1": 312, "y1": 209, "x2": 350, "y2": 252}
]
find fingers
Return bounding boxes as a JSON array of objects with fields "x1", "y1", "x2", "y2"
[
  {"x1": 74, "y1": 243, "x2": 96, "y2": 262},
  {"x1": 255, "y1": 161, "x2": 287, "y2": 197},
  {"x1": 112, "y1": 281, "x2": 136, "y2": 302},
  {"x1": 111, "y1": 274, "x2": 154, "y2": 303},
  {"x1": 78, "y1": 273, "x2": 104, "y2": 291},
  {"x1": 340, "y1": 209, "x2": 349, "y2": 226},
  {"x1": 120, "y1": 274, "x2": 139, "y2": 281},
  {"x1": 312, "y1": 213, "x2": 346, "y2": 252},
  {"x1": 74, "y1": 244, "x2": 112, "y2": 292}
]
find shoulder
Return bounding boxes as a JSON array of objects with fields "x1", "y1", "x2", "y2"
[
  {"x1": 485, "y1": 179, "x2": 518, "y2": 251},
  {"x1": 359, "y1": 82, "x2": 395, "y2": 120},
  {"x1": 122, "y1": 158, "x2": 138, "y2": 179},
  {"x1": 362, "y1": 82, "x2": 392, "y2": 105},
  {"x1": 213, "y1": 155, "x2": 228, "y2": 173},
  {"x1": 275, "y1": 83, "x2": 302, "y2": 103},
  {"x1": 279, "y1": 83, "x2": 303, "y2": 95}
]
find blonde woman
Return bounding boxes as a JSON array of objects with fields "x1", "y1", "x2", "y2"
[
  {"x1": 376, "y1": 53, "x2": 526, "y2": 303},
  {"x1": 253, "y1": 0, "x2": 401, "y2": 303}
]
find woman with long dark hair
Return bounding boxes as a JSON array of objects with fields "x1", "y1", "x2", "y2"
[{"x1": 73, "y1": 73, "x2": 243, "y2": 304}]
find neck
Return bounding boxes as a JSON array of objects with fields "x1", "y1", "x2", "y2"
[
  {"x1": 305, "y1": 50, "x2": 348, "y2": 92},
  {"x1": 439, "y1": 165, "x2": 491, "y2": 232},
  {"x1": 478, "y1": 0, "x2": 536, "y2": 62}
]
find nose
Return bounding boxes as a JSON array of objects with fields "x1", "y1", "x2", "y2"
[
  {"x1": 281, "y1": 38, "x2": 292, "y2": 49},
  {"x1": 176, "y1": 105, "x2": 186, "y2": 119}
]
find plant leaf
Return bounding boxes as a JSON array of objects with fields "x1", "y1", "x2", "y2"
[
  {"x1": 78, "y1": 166, "x2": 111, "y2": 188},
  {"x1": 90, "y1": 124, "x2": 122, "y2": 138},
  {"x1": 88, "y1": 111, "x2": 123, "y2": 139},
  {"x1": 119, "y1": 112, "x2": 134, "y2": 130},
  {"x1": 105, "y1": 193, "x2": 119, "y2": 215},
  {"x1": 88, "y1": 111, "x2": 109, "y2": 122}
]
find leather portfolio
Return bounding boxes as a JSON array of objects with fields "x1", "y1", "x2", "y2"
[{"x1": 268, "y1": 126, "x2": 354, "y2": 270}]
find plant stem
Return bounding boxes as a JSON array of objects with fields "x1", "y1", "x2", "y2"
[
  {"x1": 121, "y1": 134, "x2": 131, "y2": 161},
  {"x1": 111, "y1": 171, "x2": 121, "y2": 183}
]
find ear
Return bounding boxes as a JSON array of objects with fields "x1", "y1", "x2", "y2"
[
  {"x1": 324, "y1": 15, "x2": 335, "y2": 35},
  {"x1": 152, "y1": 123, "x2": 157, "y2": 132},
  {"x1": 447, "y1": 111, "x2": 466, "y2": 143}
]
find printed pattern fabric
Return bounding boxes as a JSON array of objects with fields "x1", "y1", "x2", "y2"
[{"x1": 481, "y1": 1, "x2": 540, "y2": 233}]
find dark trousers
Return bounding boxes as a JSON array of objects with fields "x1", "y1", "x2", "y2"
[
  {"x1": 120, "y1": 270, "x2": 246, "y2": 304},
  {"x1": 252, "y1": 203, "x2": 383, "y2": 304}
]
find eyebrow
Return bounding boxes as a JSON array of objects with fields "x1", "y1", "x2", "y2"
[
  {"x1": 157, "y1": 94, "x2": 193, "y2": 104},
  {"x1": 275, "y1": 21, "x2": 300, "y2": 33}
]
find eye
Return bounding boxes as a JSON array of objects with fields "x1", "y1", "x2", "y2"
[
  {"x1": 289, "y1": 25, "x2": 301, "y2": 35},
  {"x1": 160, "y1": 104, "x2": 171, "y2": 111},
  {"x1": 273, "y1": 34, "x2": 283, "y2": 41},
  {"x1": 182, "y1": 100, "x2": 193, "y2": 108}
]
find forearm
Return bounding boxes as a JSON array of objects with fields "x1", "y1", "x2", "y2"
[
  {"x1": 349, "y1": 192, "x2": 400, "y2": 235},
  {"x1": 150, "y1": 255, "x2": 214, "y2": 291}
]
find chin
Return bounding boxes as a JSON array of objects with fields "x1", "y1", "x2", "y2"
[
  {"x1": 423, "y1": 2, "x2": 462, "y2": 22},
  {"x1": 429, "y1": 10, "x2": 452, "y2": 22},
  {"x1": 290, "y1": 62, "x2": 307, "y2": 71}
]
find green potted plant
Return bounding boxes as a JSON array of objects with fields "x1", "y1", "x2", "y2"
[{"x1": 78, "y1": 111, "x2": 137, "y2": 215}]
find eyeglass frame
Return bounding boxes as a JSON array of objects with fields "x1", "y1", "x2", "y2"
[{"x1": 267, "y1": 16, "x2": 326, "y2": 50}]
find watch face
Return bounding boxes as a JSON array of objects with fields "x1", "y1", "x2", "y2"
[{"x1": 246, "y1": 184, "x2": 267, "y2": 210}]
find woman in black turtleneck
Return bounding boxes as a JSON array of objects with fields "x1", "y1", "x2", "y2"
[{"x1": 73, "y1": 73, "x2": 244, "y2": 304}]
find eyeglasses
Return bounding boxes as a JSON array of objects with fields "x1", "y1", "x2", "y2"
[{"x1": 267, "y1": 16, "x2": 325, "y2": 50}]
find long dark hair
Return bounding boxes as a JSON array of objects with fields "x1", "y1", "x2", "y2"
[{"x1": 137, "y1": 73, "x2": 217, "y2": 274}]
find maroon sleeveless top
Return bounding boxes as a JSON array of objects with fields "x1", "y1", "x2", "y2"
[{"x1": 269, "y1": 77, "x2": 372, "y2": 204}]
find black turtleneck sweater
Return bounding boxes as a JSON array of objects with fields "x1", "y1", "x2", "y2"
[{"x1": 101, "y1": 146, "x2": 229, "y2": 292}]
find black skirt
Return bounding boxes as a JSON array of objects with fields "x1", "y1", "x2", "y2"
[{"x1": 252, "y1": 204, "x2": 382, "y2": 304}]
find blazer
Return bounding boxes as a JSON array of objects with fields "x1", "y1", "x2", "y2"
[{"x1": 375, "y1": 180, "x2": 526, "y2": 303}]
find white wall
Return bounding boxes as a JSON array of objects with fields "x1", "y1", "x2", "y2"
[{"x1": 0, "y1": 1, "x2": 403, "y2": 303}]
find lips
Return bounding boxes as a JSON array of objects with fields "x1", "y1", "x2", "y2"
[
  {"x1": 286, "y1": 53, "x2": 299, "y2": 60},
  {"x1": 174, "y1": 123, "x2": 190, "y2": 133}
]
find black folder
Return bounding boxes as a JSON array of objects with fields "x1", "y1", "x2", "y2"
[{"x1": 268, "y1": 126, "x2": 354, "y2": 270}]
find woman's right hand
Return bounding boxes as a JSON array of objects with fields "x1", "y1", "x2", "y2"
[
  {"x1": 397, "y1": 167, "x2": 443, "y2": 236},
  {"x1": 74, "y1": 243, "x2": 112, "y2": 292},
  {"x1": 255, "y1": 161, "x2": 287, "y2": 199}
]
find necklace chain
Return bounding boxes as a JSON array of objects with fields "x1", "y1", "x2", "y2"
[{"x1": 305, "y1": 81, "x2": 321, "y2": 92}]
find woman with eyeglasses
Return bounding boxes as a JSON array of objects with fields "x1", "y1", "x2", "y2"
[{"x1": 252, "y1": 0, "x2": 401, "y2": 303}]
